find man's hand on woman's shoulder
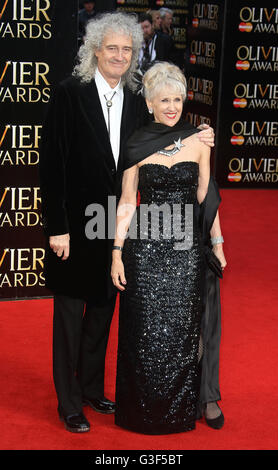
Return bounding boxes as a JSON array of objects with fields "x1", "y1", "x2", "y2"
[{"x1": 196, "y1": 123, "x2": 215, "y2": 147}]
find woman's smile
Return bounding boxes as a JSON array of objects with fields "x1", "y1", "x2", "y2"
[{"x1": 165, "y1": 112, "x2": 177, "y2": 120}]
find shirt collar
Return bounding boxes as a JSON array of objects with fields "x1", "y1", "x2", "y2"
[{"x1": 95, "y1": 67, "x2": 122, "y2": 97}]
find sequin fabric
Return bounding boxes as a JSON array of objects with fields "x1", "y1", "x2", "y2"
[{"x1": 115, "y1": 162, "x2": 204, "y2": 434}]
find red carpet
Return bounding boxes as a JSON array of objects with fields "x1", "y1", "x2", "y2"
[{"x1": 1, "y1": 189, "x2": 278, "y2": 450}]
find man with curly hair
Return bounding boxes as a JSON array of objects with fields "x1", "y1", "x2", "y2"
[
  {"x1": 40, "y1": 11, "x2": 148, "y2": 433},
  {"x1": 40, "y1": 11, "x2": 214, "y2": 433}
]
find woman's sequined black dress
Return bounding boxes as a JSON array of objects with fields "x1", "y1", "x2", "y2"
[{"x1": 115, "y1": 161, "x2": 205, "y2": 435}]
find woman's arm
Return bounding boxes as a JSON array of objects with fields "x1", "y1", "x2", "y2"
[
  {"x1": 197, "y1": 142, "x2": 227, "y2": 270},
  {"x1": 210, "y1": 211, "x2": 227, "y2": 269},
  {"x1": 197, "y1": 142, "x2": 210, "y2": 204},
  {"x1": 111, "y1": 165, "x2": 139, "y2": 291}
]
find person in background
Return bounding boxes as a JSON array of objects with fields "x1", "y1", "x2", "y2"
[
  {"x1": 78, "y1": 0, "x2": 96, "y2": 43},
  {"x1": 138, "y1": 13, "x2": 173, "y2": 73},
  {"x1": 159, "y1": 7, "x2": 174, "y2": 36},
  {"x1": 147, "y1": 9, "x2": 162, "y2": 32}
]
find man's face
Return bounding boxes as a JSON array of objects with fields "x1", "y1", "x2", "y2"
[
  {"x1": 140, "y1": 20, "x2": 153, "y2": 41},
  {"x1": 84, "y1": 2, "x2": 95, "y2": 13},
  {"x1": 95, "y1": 32, "x2": 133, "y2": 84},
  {"x1": 163, "y1": 12, "x2": 173, "y2": 29}
]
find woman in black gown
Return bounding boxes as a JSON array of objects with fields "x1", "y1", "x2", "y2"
[{"x1": 111, "y1": 62, "x2": 227, "y2": 434}]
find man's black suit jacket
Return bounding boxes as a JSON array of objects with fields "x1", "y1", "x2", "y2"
[
  {"x1": 39, "y1": 76, "x2": 148, "y2": 305},
  {"x1": 153, "y1": 32, "x2": 174, "y2": 62}
]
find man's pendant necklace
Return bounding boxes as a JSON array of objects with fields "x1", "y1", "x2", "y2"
[
  {"x1": 157, "y1": 137, "x2": 185, "y2": 157},
  {"x1": 104, "y1": 91, "x2": 116, "y2": 138}
]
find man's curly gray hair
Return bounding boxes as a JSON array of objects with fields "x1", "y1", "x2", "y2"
[
  {"x1": 159, "y1": 7, "x2": 173, "y2": 18},
  {"x1": 73, "y1": 12, "x2": 143, "y2": 91}
]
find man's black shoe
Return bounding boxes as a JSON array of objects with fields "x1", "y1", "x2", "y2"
[
  {"x1": 58, "y1": 410, "x2": 90, "y2": 433},
  {"x1": 82, "y1": 396, "x2": 115, "y2": 414}
]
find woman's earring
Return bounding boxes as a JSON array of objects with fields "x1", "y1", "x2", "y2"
[{"x1": 148, "y1": 108, "x2": 153, "y2": 114}]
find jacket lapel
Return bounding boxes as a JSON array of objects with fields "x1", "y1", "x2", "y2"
[
  {"x1": 82, "y1": 80, "x2": 116, "y2": 170},
  {"x1": 117, "y1": 86, "x2": 134, "y2": 175}
]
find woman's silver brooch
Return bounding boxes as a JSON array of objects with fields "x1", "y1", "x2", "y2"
[{"x1": 157, "y1": 138, "x2": 185, "y2": 157}]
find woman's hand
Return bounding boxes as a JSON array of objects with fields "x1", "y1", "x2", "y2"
[
  {"x1": 111, "y1": 257, "x2": 127, "y2": 291},
  {"x1": 212, "y1": 244, "x2": 227, "y2": 271}
]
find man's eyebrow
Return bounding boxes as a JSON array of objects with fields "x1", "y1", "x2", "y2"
[{"x1": 105, "y1": 44, "x2": 132, "y2": 48}]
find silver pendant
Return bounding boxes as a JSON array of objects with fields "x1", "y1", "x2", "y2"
[
  {"x1": 157, "y1": 137, "x2": 185, "y2": 157},
  {"x1": 106, "y1": 100, "x2": 113, "y2": 108}
]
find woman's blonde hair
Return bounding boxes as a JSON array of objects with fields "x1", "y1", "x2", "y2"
[
  {"x1": 142, "y1": 62, "x2": 187, "y2": 101},
  {"x1": 73, "y1": 12, "x2": 143, "y2": 91}
]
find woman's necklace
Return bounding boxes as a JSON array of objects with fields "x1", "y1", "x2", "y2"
[{"x1": 157, "y1": 137, "x2": 185, "y2": 157}]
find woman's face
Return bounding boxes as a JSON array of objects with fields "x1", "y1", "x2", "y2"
[
  {"x1": 146, "y1": 86, "x2": 183, "y2": 126},
  {"x1": 153, "y1": 12, "x2": 162, "y2": 29}
]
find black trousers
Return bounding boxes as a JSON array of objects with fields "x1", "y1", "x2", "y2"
[
  {"x1": 199, "y1": 269, "x2": 221, "y2": 407},
  {"x1": 53, "y1": 294, "x2": 116, "y2": 416}
]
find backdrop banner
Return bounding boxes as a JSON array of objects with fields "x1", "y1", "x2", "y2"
[
  {"x1": 0, "y1": 0, "x2": 78, "y2": 300},
  {"x1": 2, "y1": 1, "x2": 277, "y2": 301},
  {"x1": 184, "y1": 0, "x2": 224, "y2": 171},
  {"x1": 185, "y1": 0, "x2": 278, "y2": 187},
  {"x1": 116, "y1": 0, "x2": 149, "y2": 14}
]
